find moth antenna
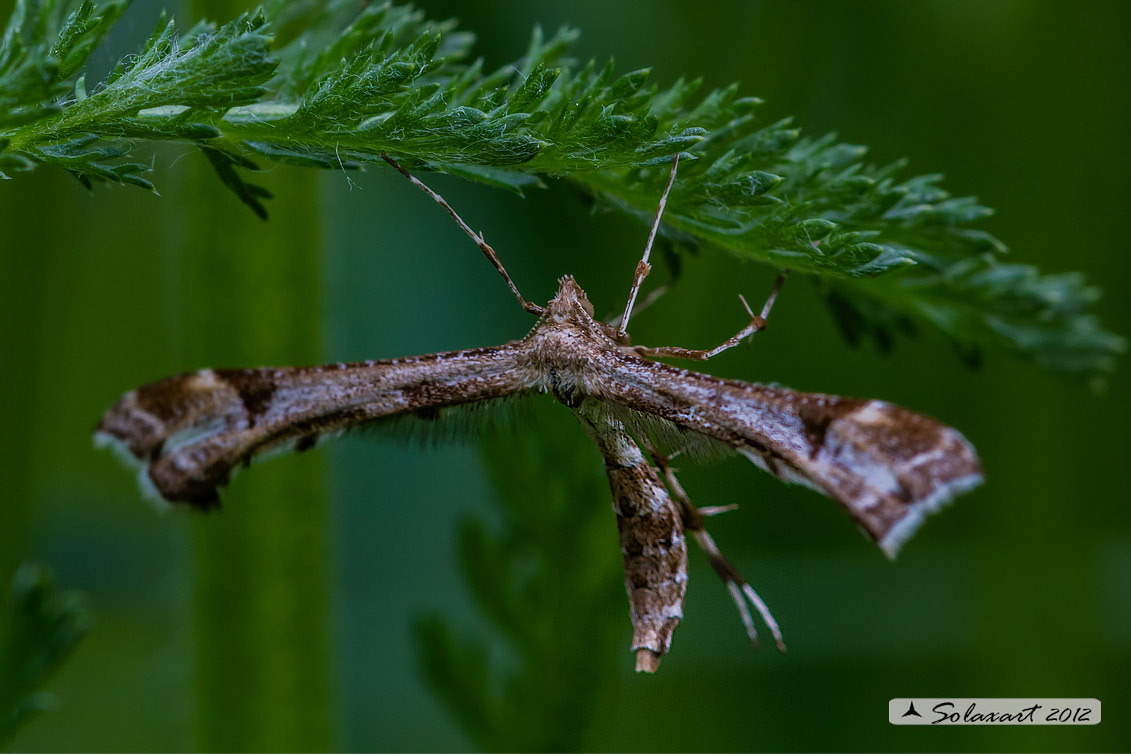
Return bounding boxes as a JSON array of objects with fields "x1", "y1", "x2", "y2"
[
  {"x1": 645, "y1": 443, "x2": 787, "y2": 653},
  {"x1": 634, "y1": 268, "x2": 792, "y2": 361},
  {"x1": 380, "y1": 153, "x2": 544, "y2": 316},
  {"x1": 619, "y1": 154, "x2": 680, "y2": 337}
]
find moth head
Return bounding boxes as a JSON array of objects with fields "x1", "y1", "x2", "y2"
[{"x1": 548, "y1": 275, "x2": 596, "y2": 322}]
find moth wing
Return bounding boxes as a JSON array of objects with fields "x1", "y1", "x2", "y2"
[
  {"x1": 597, "y1": 353, "x2": 983, "y2": 557},
  {"x1": 96, "y1": 345, "x2": 533, "y2": 507},
  {"x1": 764, "y1": 398, "x2": 983, "y2": 557}
]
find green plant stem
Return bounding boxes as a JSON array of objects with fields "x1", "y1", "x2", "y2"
[
  {"x1": 0, "y1": 171, "x2": 77, "y2": 584},
  {"x1": 182, "y1": 125, "x2": 333, "y2": 753}
]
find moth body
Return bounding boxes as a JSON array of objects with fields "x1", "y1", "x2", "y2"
[
  {"x1": 97, "y1": 271, "x2": 982, "y2": 671},
  {"x1": 98, "y1": 274, "x2": 981, "y2": 551},
  {"x1": 520, "y1": 276, "x2": 624, "y2": 408},
  {"x1": 94, "y1": 153, "x2": 984, "y2": 674}
]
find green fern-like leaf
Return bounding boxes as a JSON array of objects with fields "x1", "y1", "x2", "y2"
[
  {"x1": 0, "y1": 0, "x2": 1122, "y2": 375},
  {"x1": 1, "y1": 563, "x2": 89, "y2": 744},
  {"x1": 415, "y1": 406, "x2": 625, "y2": 752}
]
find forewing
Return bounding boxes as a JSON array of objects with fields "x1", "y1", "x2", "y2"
[
  {"x1": 96, "y1": 345, "x2": 532, "y2": 507},
  {"x1": 595, "y1": 351, "x2": 983, "y2": 557}
]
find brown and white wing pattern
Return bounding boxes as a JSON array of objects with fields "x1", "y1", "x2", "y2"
[
  {"x1": 575, "y1": 400, "x2": 688, "y2": 673},
  {"x1": 96, "y1": 345, "x2": 532, "y2": 508},
  {"x1": 595, "y1": 351, "x2": 983, "y2": 558}
]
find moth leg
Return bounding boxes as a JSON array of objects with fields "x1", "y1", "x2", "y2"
[
  {"x1": 380, "y1": 153, "x2": 544, "y2": 316},
  {"x1": 634, "y1": 270, "x2": 790, "y2": 361},
  {"x1": 606, "y1": 284, "x2": 669, "y2": 329},
  {"x1": 648, "y1": 446, "x2": 787, "y2": 653},
  {"x1": 618, "y1": 154, "x2": 681, "y2": 337}
]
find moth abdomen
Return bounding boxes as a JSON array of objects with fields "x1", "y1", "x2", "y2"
[{"x1": 576, "y1": 401, "x2": 688, "y2": 673}]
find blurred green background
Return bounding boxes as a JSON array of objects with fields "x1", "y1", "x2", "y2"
[{"x1": 2, "y1": 0, "x2": 1129, "y2": 751}]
